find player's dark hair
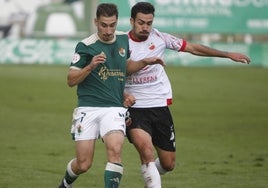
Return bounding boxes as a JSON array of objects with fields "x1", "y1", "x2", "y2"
[
  {"x1": 131, "y1": 2, "x2": 155, "y2": 19},
  {"x1": 96, "y1": 3, "x2": 118, "y2": 19}
]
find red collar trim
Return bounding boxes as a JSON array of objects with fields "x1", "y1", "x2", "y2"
[{"x1": 128, "y1": 31, "x2": 144, "y2": 42}]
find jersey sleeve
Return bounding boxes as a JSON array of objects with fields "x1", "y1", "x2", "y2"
[
  {"x1": 154, "y1": 29, "x2": 187, "y2": 52},
  {"x1": 70, "y1": 42, "x2": 93, "y2": 69}
]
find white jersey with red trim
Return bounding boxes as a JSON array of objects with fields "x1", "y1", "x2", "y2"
[{"x1": 125, "y1": 28, "x2": 186, "y2": 108}]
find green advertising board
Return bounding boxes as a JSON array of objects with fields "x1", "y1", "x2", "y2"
[
  {"x1": 0, "y1": 39, "x2": 267, "y2": 67},
  {"x1": 0, "y1": 39, "x2": 75, "y2": 65},
  {"x1": 99, "y1": 0, "x2": 268, "y2": 34}
]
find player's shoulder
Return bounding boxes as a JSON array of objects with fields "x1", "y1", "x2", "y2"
[
  {"x1": 151, "y1": 28, "x2": 160, "y2": 33},
  {"x1": 150, "y1": 28, "x2": 175, "y2": 41},
  {"x1": 151, "y1": 28, "x2": 164, "y2": 37},
  {"x1": 80, "y1": 33, "x2": 99, "y2": 46},
  {"x1": 115, "y1": 30, "x2": 128, "y2": 36},
  {"x1": 114, "y1": 30, "x2": 128, "y2": 43},
  {"x1": 115, "y1": 30, "x2": 128, "y2": 40}
]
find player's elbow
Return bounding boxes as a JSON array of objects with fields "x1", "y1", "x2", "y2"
[
  {"x1": 67, "y1": 73, "x2": 78, "y2": 87},
  {"x1": 67, "y1": 78, "x2": 77, "y2": 87},
  {"x1": 67, "y1": 81, "x2": 76, "y2": 87},
  {"x1": 67, "y1": 82, "x2": 75, "y2": 87}
]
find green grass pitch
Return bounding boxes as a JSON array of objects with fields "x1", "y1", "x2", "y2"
[{"x1": 0, "y1": 64, "x2": 268, "y2": 188}]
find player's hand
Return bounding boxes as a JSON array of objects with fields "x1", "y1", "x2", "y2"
[
  {"x1": 123, "y1": 93, "x2": 136, "y2": 108},
  {"x1": 88, "y1": 53, "x2": 107, "y2": 70},
  {"x1": 228, "y1": 52, "x2": 251, "y2": 64}
]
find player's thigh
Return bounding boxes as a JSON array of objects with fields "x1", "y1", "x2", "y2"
[
  {"x1": 103, "y1": 131, "x2": 125, "y2": 162},
  {"x1": 129, "y1": 128, "x2": 154, "y2": 151},
  {"x1": 75, "y1": 140, "x2": 95, "y2": 165}
]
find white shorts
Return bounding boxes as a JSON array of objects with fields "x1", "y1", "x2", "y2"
[{"x1": 70, "y1": 107, "x2": 127, "y2": 141}]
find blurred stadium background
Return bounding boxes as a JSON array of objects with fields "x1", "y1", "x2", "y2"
[
  {"x1": 1, "y1": 1, "x2": 268, "y2": 187},
  {"x1": 0, "y1": 0, "x2": 267, "y2": 66}
]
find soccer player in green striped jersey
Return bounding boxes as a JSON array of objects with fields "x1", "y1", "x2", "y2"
[{"x1": 58, "y1": 3, "x2": 163, "y2": 188}]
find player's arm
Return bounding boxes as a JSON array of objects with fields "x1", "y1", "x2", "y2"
[
  {"x1": 183, "y1": 42, "x2": 251, "y2": 64},
  {"x1": 126, "y1": 57, "x2": 165, "y2": 75},
  {"x1": 67, "y1": 53, "x2": 106, "y2": 87},
  {"x1": 67, "y1": 67, "x2": 92, "y2": 87}
]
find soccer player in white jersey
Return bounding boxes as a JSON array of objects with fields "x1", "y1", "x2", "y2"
[{"x1": 125, "y1": 2, "x2": 251, "y2": 188}]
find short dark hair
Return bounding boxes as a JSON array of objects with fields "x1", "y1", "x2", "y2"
[
  {"x1": 96, "y1": 3, "x2": 118, "y2": 19},
  {"x1": 131, "y1": 2, "x2": 155, "y2": 19}
]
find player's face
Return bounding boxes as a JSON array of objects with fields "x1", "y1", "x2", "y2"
[
  {"x1": 130, "y1": 13, "x2": 153, "y2": 41},
  {"x1": 95, "y1": 15, "x2": 117, "y2": 42}
]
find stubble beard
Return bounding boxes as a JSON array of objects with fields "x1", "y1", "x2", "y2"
[{"x1": 137, "y1": 32, "x2": 149, "y2": 41}]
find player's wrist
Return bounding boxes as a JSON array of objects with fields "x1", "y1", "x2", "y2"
[
  {"x1": 142, "y1": 58, "x2": 150, "y2": 66},
  {"x1": 85, "y1": 64, "x2": 94, "y2": 72}
]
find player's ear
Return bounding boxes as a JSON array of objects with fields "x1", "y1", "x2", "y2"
[
  {"x1": 130, "y1": 18, "x2": 134, "y2": 27},
  {"x1": 94, "y1": 18, "x2": 98, "y2": 27}
]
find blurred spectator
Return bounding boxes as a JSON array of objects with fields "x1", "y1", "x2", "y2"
[
  {"x1": 0, "y1": 0, "x2": 15, "y2": 38},
  {"x1": 0, "y1": 24, "x2": 12, "y2": 38}
]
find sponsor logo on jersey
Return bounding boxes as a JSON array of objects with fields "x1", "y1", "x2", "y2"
[
  {"x1": 127, "y1": 75, "x2": 157, "y2": 85},
  {"x1": 98, "y1": 65, "x2": 125, "y2": 81}
]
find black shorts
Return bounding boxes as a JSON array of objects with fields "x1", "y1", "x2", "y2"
[{"x1": 126, "y1": 107, "x2": 176, "y2": 152}]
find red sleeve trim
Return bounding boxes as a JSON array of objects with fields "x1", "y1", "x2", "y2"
[{"x1": 180, "y1": 39, "x2": 187, "y2": 52}]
